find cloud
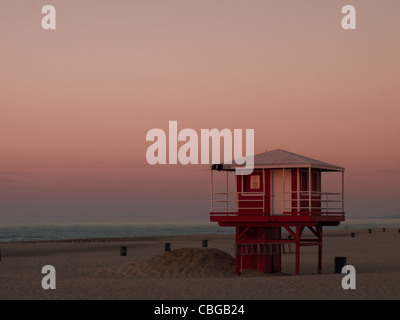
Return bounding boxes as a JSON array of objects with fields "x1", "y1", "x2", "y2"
[
  {"x1": 0, "y1": 171, "x2": 28, "y2": 184},
  {"x1": 0, "y1": 176, "x2": 18, "y2": 184}
]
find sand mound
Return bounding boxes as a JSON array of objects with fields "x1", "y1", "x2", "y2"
[{"x1": 109, "y1": 248, "x2": 236, "y2": 278}]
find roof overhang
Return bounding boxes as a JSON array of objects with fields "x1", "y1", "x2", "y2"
[
  {"x1": 210, "y1": 149, "x2": 345, "y2": 173},
  {"x1": 212, "y1": 163, "x2": 344, "y2": 172}
]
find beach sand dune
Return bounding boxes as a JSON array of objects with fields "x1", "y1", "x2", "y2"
[
  {"x1": 107, "y1": 248, "x2": 235, "y2": 278},
  {"x1": 0, "y1": 229, "x2": 399, "y2": 300}
]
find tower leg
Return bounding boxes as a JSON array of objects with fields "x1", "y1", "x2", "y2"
[
  {"x1": 295, "y1": 226, "x2": 300, "y2": 275},
  {"x1": 318, "y1": 242, "x2": 322, "y2": 274},
  {"x1": 294, "y1": 226, "x2": 304, "y2": 275},
  {"x1": 317, "y1": 225, "x2": 323, "y2": 274},
  {"x1": 235, "y1": 227, "x2": 240, "y2": 274}
]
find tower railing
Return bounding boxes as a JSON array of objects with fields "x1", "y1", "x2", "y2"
[
  {"x1": 211, "y1": 192, "x2": 264, "y2": 213},
  {"x1": 210, "y1": 191, "x2": 344, "y2": 215}
]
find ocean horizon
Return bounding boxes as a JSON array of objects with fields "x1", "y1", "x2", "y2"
[{"x1": 0, "y1": 217, "x2": 399, "y2": 243}]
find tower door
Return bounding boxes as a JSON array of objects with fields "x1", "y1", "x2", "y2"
[{"x1": 271, "y1": 169, "x2": 291, "y2": 215}]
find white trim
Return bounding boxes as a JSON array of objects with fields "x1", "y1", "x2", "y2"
[
  {"x1": 226, "y1": 171, "x2": 229, "y2": 211},
  {"x1": 270, "y1": 170, "x2": 273, "y2": 214},
  {"x1": 342, "y1": 171, "x2": 345, "y2": 212},
  {"x1": 283, "y1": 168, "x2": 285, "y2": 212},
  {"x1": 262, "y1": 168, "x2": 265, "y2": 214},
  {"x1": 297, "y1": 168, "x2": 300, "y2": 212},
  {"x1": 220, "y1": 164, "x2": 344, "y2": 172},
  {"x1": 210, "y1": 169, "x2": 213, "y2": 212},
  {"x1": 308, "y1": 167, "x2": 312, "y2": 212}
]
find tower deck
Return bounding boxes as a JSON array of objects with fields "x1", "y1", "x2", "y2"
[{"x1": 210, "y1": 211, "x2": 344, "y2": 227}]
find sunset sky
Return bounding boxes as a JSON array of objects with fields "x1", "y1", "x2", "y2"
[{"x1": 1, "y1": 1, "x2": 399, "y2": 222}]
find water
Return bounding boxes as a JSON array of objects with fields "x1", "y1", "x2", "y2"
[
  {"x1": 0, "y1": 218, "x2": 399, "y2": 243},
  {"x1": 0, "y1": 220, "x2": 235, "y2": 242}
]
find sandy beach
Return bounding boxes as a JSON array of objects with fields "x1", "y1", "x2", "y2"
[{"x1": 0, "y1": 228, "x2": 399, "y2": 300}]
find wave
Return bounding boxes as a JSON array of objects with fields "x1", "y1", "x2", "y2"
[{"x1": 0, "y1": 218, "x2": 398, "y2": 242}]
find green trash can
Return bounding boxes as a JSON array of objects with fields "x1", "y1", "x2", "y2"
[{"x1": 335, "y1": 257, "x2": 347, "y2": 273}]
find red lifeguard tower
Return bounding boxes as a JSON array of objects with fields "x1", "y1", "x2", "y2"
[{"x1": 210, "y1": 149, "x2": 345, "y2": 275}]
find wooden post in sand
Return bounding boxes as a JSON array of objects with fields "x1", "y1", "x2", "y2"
[
  {"x1": 165, "y1": 243, "x2": 171, "y2": 252},
  {"x1": 202, "y1": 239, "x2": 208, "y2": 248},
  {"x1": 120, "y1": 246, "x2": 127, "y2": 256}
]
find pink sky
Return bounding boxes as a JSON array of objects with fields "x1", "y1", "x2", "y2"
[{"x1": 1, "y1": 1, "x2": 400, "y2": 221}]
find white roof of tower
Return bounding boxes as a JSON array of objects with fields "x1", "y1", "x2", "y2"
[{"x1": 217, "y1": 149, "x2": 344, "y2": 172}]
